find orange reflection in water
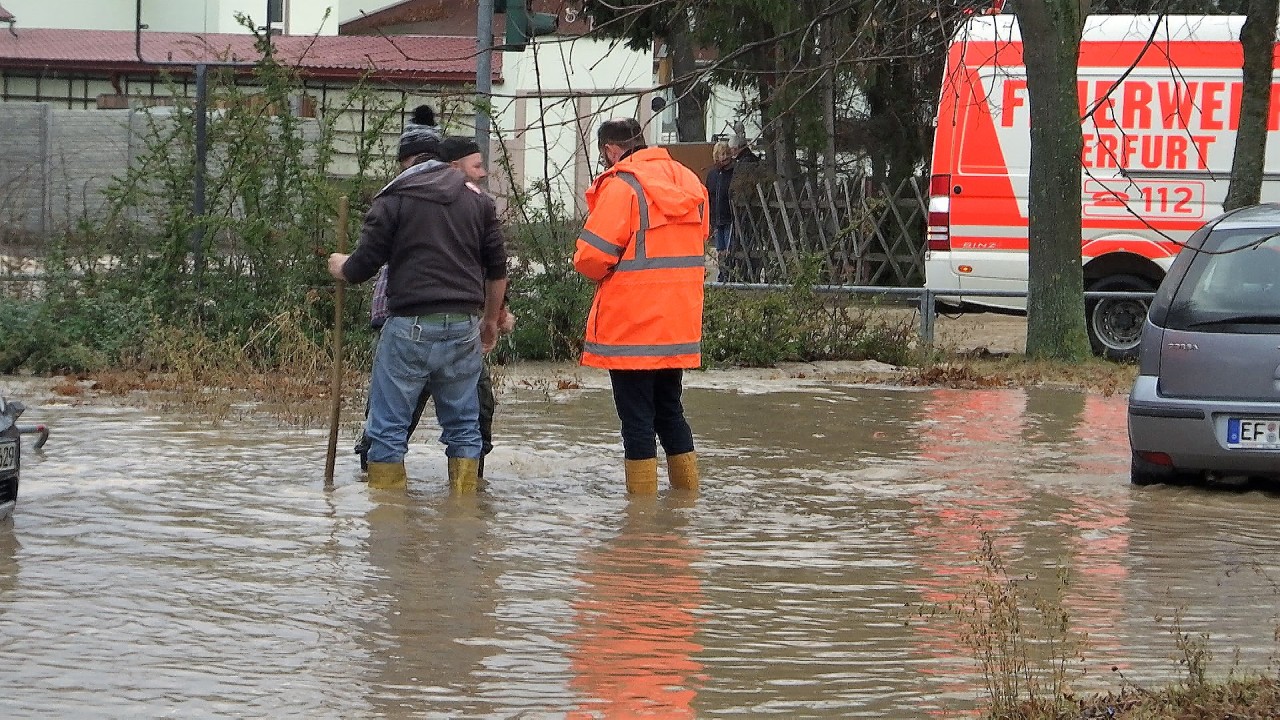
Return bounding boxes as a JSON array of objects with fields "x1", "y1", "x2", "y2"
[
  {"x1": 909, "y1": 388, "x2": 1032, "y2": 714},
  {"x1": 566, "y1": 500, "x2": 706, "y2": 719},
  {"x1": 906, "y1": 388, "x2": 1135, "y2": 712},
  {"x1": 1055, "y1": 392, "x2": 1132, "y2": 678}
]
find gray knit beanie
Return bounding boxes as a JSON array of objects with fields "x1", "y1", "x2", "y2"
[{"x1": 398, "y1": 105, "x2": 443, "y2": 161}]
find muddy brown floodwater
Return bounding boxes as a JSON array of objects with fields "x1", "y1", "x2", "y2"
[{"x1": 2, "y1": 366, "x2": 1278, "y2": 718}]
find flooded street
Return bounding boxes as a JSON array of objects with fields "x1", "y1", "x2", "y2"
[{"x1": 2, "y1": 368, "x2": 1279, "y2": 718}]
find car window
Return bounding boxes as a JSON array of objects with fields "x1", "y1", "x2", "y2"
[{"x1": 1165, "y1": 228, "x2": 1280, "y2": 330}]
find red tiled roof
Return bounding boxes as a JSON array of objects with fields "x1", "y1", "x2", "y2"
[
  {"x1": 0, "y1": 28, "x2": 500, "y2": 83},
  {"x1": 0, "y1": 3, "x2": 13, "y2": 23}
]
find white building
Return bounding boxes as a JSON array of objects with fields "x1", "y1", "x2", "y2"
[
  {"x1": 0, "y1": 0, "x2": 344, "y2": 36},
  {"x1": 0, "y1": 0, "x2": 745, "y2": 224}
]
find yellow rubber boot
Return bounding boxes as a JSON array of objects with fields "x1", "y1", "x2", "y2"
[
  {"x1": 367, "y1": 461, "x2": 407, "y2": 490},
  {"x1": 667, "y1": 451, "x2": 699, "y2": 493},
  {"x1": 448, "y1": 457, "x2": 480, "y2": 493},
  {"x1": 624, "y1": 458, "x2": 659, "y2": 495}
]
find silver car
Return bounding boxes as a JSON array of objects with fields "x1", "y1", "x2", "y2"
[{"x1": 1128, "y1": 203, "x2": 1280, "y2": 485}]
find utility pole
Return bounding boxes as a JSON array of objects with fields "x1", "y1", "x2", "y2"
[{"x1": 475, "y1": 0, "x2": 494, "y2": 169}]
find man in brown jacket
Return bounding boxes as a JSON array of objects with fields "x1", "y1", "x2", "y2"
[{"x1": 327, "y1": 106, "x2": 508, "y2": 492}]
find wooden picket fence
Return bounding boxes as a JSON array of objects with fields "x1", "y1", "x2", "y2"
[{"x1": 723, "y1": 175, "x2": 927, "y2": 287}]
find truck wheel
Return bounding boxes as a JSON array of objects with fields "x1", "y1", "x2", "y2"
[{"x1": 1087, "y1": 274, "x2": 1152, "y2": 361}]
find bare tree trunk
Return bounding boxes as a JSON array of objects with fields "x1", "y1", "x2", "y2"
[
  {"x1": 757, "y1": 73, "x2": 775, "y2": 171},
  {"x1": 777, "y1": 119, "x2": 801, "y2": 180},
  {"x1": 1018, "y1": 0, "x2": 1092, "y2": 361},
  {"x1": 1224, "y1": 0, "x2": 1278, "y2": 211},
  {"x1": 669, "y1": 20, "x2": 708, "y2": 142},
  {"x1": 772, "y1": 44, "x2": 791, "y2": 179},
  {"x1": 767, "y1": 43, "x2": 802, "y2": 179}
]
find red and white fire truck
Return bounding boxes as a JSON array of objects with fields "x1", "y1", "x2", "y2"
[{"x1": 926, "y1": 13, "x2": 1280, "y2": 358}]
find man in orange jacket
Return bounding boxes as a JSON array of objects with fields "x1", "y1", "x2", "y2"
[{"x1": 573, "y1": 118, "x2": 709, "y2": 495}]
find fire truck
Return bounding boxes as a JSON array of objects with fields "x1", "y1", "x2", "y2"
[{"x1": 926, "y1": 13, "x2": 1280, "y2": 358}]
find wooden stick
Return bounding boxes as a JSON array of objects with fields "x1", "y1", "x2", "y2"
[{"x1": 324, "y1": 195, "x2": 350, "y2": 486}]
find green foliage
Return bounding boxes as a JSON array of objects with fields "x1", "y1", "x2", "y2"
[
  {"x1": 703, "y1": 287, "x2": 805, "y2": 365},
  {"x1": 0, "y1": 290, "x2": 151, "y2": 373},
  {"x1": 6, "y1": 25, "x2": 397, "y2": 375},
  {"x1": 498, "y1": 216, "x2": 593, "y2": 362},
  {"x1": 92, "y1": 53, "x2": 344, "y2": 334},
  {"x1": 0, "y1": 300, "x2": 42, "y2": 374},
  {"x1": 702, "y1": 286, "x2": 916, "y2": 368},
  {"x1": 583, "y1": 0, "x2": 689, "y2": 52},
  {"x1": 3, "y1": 13, "x2": 923, "y2": 377}
]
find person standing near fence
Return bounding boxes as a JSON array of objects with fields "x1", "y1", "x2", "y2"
[
  {"x1": 704, "y1": 141, "x2": 735, "y2": 282},
  {"x1": 573, "y1": 117, "x2": 709, "y2": 495},
  {"x1": 329, "y1": 107, "x2": 508, "y2": 492}
]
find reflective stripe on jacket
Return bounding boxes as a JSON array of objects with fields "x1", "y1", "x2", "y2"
[{"x1": 573, "y1": 147, "x2": 709, "y2": 370}]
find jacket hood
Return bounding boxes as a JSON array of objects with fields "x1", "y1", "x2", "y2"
[
  {"x1": 594, "y1": 147, "x2": 705, "y2": 219},
  {"x1": 377, "y1": 159, "x2": 467, "y2": 204}
]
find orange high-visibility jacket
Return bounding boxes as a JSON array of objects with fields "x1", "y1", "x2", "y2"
[{"x1": 573, "y1": 147, "x2": 709, "y2": 370}]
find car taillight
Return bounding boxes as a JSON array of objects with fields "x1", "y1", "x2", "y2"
[
  {"x1": 1136, "y1": 451, "x2": 1173, "y2": 467},
  {"x1": 927, "y1": 174, "x2": 951, "y2": 252}
]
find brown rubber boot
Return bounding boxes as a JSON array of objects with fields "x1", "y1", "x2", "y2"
[
  {"x1": 624, "y1": 458, "x2": 659, "y2": 495},
  {"x1": 667, "y1": 451, "x2": 699, "y2": 493},
  {"x1": 367, "y1": 461, "x2": 407, "y2": 490},
  {"x1": 448, "y1": 457, "x2": 480, "y2": 493}
]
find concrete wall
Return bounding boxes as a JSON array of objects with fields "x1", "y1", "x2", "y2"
[
  {"x1": 0, "y1": 71, "x2": 421, "y2": 179},
  {"x1": 0, "y1": 104, "x2": 50, "y2": 234},
  {"x1": 0, "y1": 104, "x2": 134, "y2": 236},
  {"x1": 46, "y1": 110, "x2": 136, "y2": 231},
  {"x1": 0, "y1": 102, "x2": 327, "y2": 238}
]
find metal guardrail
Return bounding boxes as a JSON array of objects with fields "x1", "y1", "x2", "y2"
[
  {"x1": 713, "y1": 282, "x2": 1157, "y2": 346},
  {"x1": 4, "y1": 269, "x2": 1154, "y2": 349}
]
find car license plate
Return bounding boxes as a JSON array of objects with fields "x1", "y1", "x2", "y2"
[
  {"x1": 1226, "y1": 418, "x2": 1280, "y2": 449},
  {"x1": 0, "y1": 440, "x2": 14, "y2": 472}
]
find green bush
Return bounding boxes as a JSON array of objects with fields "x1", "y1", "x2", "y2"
[
  {"x1": 0, "y1": 291, "x2": 153, "y2": 373},
  {"x1": 702, "y1": 288, "x2": 804, "y2": 366},
  {"x1": 494, "y1": 249, "x2": 916, "y2": 367},
  {"x1": 502, "y1": 269, "x2": 592, "y2": 361},
  {"x1": 702, "y1": 286, "x2": 916, "y2": 367},
  {"x1": 0, "y1": 299, "x2": 42, "y2": 374},
  {"x1": 496, "y1": 213, "x2": 593, "y2": 362},
  {"x1": 0, "y1": 35, "x2": 405, "y2": 376}
]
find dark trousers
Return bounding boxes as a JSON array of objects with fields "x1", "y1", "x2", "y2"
[{"x1": 608, "y1": 369, "x2": 695, "y2": 461}]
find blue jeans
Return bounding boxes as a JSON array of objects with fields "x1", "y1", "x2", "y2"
[
  {"x1": 365, "y1": 314, "x2": 484, "y2": 463},
  {"x1": 713, "y1": 225, "x2": 733, "y2": 252}
]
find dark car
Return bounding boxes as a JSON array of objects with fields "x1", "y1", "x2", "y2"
[
  {"x1": 1128, "y1": 203, "x2": 1280, "y2": 485},
  {"x1": 1, "y1": 397, "x2": 22, "y2": 520}
]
